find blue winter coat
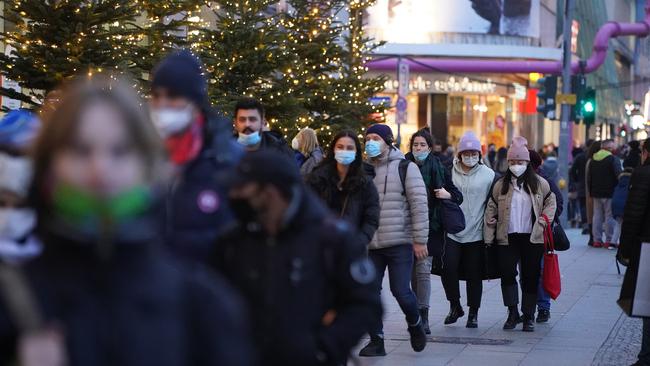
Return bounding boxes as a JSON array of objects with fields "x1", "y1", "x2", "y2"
[{"x1": 613, "y1": 170, "x2": 633, "y2": 218}]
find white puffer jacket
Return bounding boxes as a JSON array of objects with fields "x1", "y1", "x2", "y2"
[{"x1": 367, "y1": 149, "x2": 429, "y2": 250}]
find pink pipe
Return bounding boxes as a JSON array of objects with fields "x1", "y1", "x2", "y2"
[{"x1": 366, "y1": 2, "x2": 650, "y2": 75}]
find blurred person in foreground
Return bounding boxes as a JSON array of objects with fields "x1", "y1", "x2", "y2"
[
  {"x1": 0, "y1": 77, "x2": 252, "y2": 366},
  {"x1": 0, "y1": 110, "x2": 41, "y2": 264},
  {"x1": 212, "y1": 150, "x2": 381, "y2": 366},
  {"x1": 618, "y1": 138, "x2": 650, "y2": 366},
  {"x1": 149, "y1": 49, "x2": 243, "y2": 264}
]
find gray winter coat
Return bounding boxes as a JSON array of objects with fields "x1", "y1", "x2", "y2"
[
  {"x1": 300, "y1": 147, "x2": 324, "y2": 177},
  {"x1": 367, "y1": 148, "x2": 429, "y2": 250}
]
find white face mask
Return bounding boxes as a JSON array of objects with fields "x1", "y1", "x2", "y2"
[
  {"x1": 0, "y1": 208, "x2": 36, "y2": 240},
  {"x1": 462, "y1": 155, "x2": 479, "y2": 168},
  {"x1": 291, "y1": 138, "x2": 300, "y2": 151},
  {"x1": 150, "y1": 105, "x2": 194, "y2": 138},
  {"x1": 509, "y1": 164, "x2": 528, "y2": 177}
]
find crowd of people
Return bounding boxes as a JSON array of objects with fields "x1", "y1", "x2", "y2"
[{"x1": 0, "y1": 49, "x2": 646, "y2": 366}]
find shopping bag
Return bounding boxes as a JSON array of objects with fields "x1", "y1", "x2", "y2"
[
  {"x1": 631, "y1": 242, "x2": 650, "y2": 317},
  {"x1": 542, "y1": 214, "x2": 561, "y2": 300}
]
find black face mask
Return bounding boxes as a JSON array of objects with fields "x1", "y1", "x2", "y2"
[{"x1": 229, "y1": 197, "x2": 258, "y2": 224}]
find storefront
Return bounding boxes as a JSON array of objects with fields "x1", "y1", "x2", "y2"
[{"x1": 370, "y1": 72, "x2": 528, "y2": 151}]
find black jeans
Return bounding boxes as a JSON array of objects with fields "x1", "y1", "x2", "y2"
[
  {"x1": 497, "y1": 234, "x2": 544, "y2": 308},
  {"x1": 641, "y1": 317, "x2": 650, "y2": 366},
  {"x1": 440, "y1": 239, "x2": 483, "y2": 309}
]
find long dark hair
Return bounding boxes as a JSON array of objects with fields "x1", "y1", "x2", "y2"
[
  {"x1": 500, "y1": 163, "x2": 540, "y2": 195},
  {"x1": 409, "y1": 129, "x2": 434, "y2": 152},
  {"x1": 320, "y1": 130, "x2": 367, "y2": 191}
]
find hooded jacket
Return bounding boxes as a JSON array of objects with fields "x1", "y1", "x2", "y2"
[
  {"x1": 448, "y1": 160, "x2": 495, "y2": 243},
  {"x1": 541, "y1": 157, "x2": 559, "y2": 184},
  {"x1": 366, "y1": 148, "x2": 429, "y2": 249},
  {"x1": 587, "y1": 149, "x2": 622, "y2": 198}
]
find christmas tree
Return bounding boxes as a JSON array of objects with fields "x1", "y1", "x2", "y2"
[{"x1": 0, "y1": 0, "x2": 201, "y2": 109}]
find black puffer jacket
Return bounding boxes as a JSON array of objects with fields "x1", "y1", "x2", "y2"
[
  {"x1": 618, "y1": 160, "x2": 650, "y2": 315},
  {"x1": 0, "y1": 216, "x2": 252, "y2": 366},
  {"x1": 307, "y1": 163, "x2": 380, "y2": 247},
  {"x1": 260, "y1": 131, "x2": 295, "y2": 159}
]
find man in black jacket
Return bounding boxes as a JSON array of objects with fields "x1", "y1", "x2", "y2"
[
  {"x1": 618, "y1": 138, "x2": 650, "y2": 366},
  {"x1": 570, "y1": 140, "x2": 592, "y2": 233},
  {"x1": 233, "y1": 98, "x2": 294, "y2": 158},
  {"x1": 212, "y1": 151, "x2": 382, "y2": 366},
  {"x1": 587, "y1": 139, "x2": 622, "y2": 248},
  {"x1": 150, "y1": 50, "x2": 244, "y2": 264}
]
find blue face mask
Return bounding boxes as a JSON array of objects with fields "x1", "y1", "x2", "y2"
[
  {"x1": 365, "y1": 140, "x2": 382, "y2": 158},
  {"x1": 414, "y1": 151, "x2": 430, "y2": 162},
  {"x1": 238, "y1": 131, "x2": 261, "y2": 147},
  {"x1": 334, "y1": 150, "x2": 356, "y2": 166}
]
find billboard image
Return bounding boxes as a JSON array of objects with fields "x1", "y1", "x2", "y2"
[{"x1": 365, "y1": 0, "x2": 540, "y2": 43}]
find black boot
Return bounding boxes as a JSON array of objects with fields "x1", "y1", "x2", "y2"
[
  {"x1": 503, "y1": 306, "x2": 522, "y2": 330},
  {"x1": 359, "y1": 335, "x2": 386, "y2": 357},
  {"x1": 407, "y1": 317, "x2": 427, "y2": 352},
  {"x1": 466, "y1": 307, "x2": 478, "y2": 329},
  {"x1": 420, "y1": 308, "x2": 431, "y2": 335},
  {"x1": 522, "y1": 294, "x2": 536, "y2": 332},
  {"x1": 536, "y1": 309, "x2": 551, "y2": 323},
  {"x1": 444, "y1": 302, "x2": 465, "y2": 325}
]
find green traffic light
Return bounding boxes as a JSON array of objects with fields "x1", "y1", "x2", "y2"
[{"x1": 583, "y1": 101, "x2": 594, "y2": 113}]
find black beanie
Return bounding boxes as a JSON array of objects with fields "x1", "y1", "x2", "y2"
[{"x1": 151, "y1": 49, "x2": 208, "y2": 107}]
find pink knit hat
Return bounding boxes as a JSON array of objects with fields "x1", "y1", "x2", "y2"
[
  {"x1": 457, "y1": 131, "x2": 481, "y2": 153},
  {"x1": 507, "y1": 136, "x2": 530, "y2": 161}
]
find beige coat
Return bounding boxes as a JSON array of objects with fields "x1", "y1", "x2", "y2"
[{"x1": 484, "y1": 175, "x2": 557, "y2": 245}]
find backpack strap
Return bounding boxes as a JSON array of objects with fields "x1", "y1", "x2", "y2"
[{"x1": 398, "y1": 159, "x2": 411, "y2": 196}]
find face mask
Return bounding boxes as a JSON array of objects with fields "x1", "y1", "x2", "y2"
[
  {"x1": 365, "y1": 140, "x2": 383, "y2": 158},
  {"x1": 238, "y1": 131, "x2": 261, "y2": 147},
  {"x1": 291, "y1": 138, "x2": 300, "y2": 151},
  {"x1": 509, "y1": 164, "x2": 528, "y2": 177},
  {"x1": 230, "y1": 197, "x2": 258, "y2": 224},
  {"x1": 150, "y1": 105, "x2": 194, "y2": 138},
  {"x1": 334, "y1": 150, "x2": 356, "y2": 165},
  {"x1": 413, "y1": 151, "x2": 430, "y2": 162},
  {"x1": 462, "y1": 155, "x2": 480, "y2": 168},
  {"x1": 0, "y1": 209, "x2": 35, "y2": 240}
]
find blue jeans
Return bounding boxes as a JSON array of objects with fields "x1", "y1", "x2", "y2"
[
  {"x1": 368, "y1": 245, "x2": 420, "y2": 335},
  {"x1": 537, "y1": 257, "x2": 551, "y2": 311}
]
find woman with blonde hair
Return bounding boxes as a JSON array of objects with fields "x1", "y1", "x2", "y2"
[
  {"x1": 292, "y1": 127, "x2": 323, "y2": 177},
  {"x1": 0, "y1": 76, "x2": 252, "y2": 365}
]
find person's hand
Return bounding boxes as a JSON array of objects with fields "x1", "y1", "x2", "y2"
[
  {"x1": 486, "y1": 217, "x2": 497, "y2": 226},
  {"x1": 413, "y1": 243, "x2": 428, "y2": 260},
  {"x1": 434, "y1": 188, "x2": 451, "y2": 200}
]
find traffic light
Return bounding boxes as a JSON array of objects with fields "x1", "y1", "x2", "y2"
[
  {"x1": 582, "y1": 87, "x2": 596, "y2": 125},
  {"x1": 536, "y1": 76, "x2": 558, "y2": 119},
  {"x1": 571, "y1": 74, "x2": 587, "y2": 121}
]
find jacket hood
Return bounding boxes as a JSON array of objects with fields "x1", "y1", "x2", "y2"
[{"x1": 593, "y1": 149, "x2": 612, "y2": 161}]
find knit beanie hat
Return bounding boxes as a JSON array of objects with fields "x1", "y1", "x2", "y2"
[
  {"x1": 457, "y1": 131, "x2": 481, "y2": 153},
  {"x1": 151, "y1": 49, "x2": 208, "y2": 108},
  {"x1": 507, "y1": 136, "x2": 530, "y2": 161},
  {"x1": 366, "y1": 124, "x2": 394, "y2": 145}
]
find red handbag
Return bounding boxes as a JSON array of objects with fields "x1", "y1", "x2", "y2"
[{"x1": 541, "y1": 214, "x2": 561, "y2": 300}]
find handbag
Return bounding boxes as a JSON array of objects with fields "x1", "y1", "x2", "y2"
[
  {"x1": 542, "y1": 214, "x2": 561, "y2": 300},
  {"x1": 440, "y1": 199, "x2": 465, "y2": 234},
  {"x1": 552, "y1": 222, "x2": 570, "y2": 251}
]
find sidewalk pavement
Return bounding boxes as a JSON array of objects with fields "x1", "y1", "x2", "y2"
[{"x1": 351, "y1": 229, "x2": 641, "y2": 366}]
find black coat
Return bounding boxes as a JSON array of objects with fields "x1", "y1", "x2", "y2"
[
  {"x1": 260, "y1": 131, "x2": 295, "y2": 159},
  {"x1": 165, "y1": 114, "x2": 244, "y2": 264},
  {"x1": 618, "y1": 160, "x2": 650, "y2": 315},
  {"x1": 587, "y1": 154, "x2": 622, "y2": 198},
  {"x1": 306, "y1": 163, "x2": 380, "y2": 247},
  {"x1": 570, "y1": 152, "x2": 587, "y2": 198},
  {"x1": 0, "y1": 222, "x2": 252, "y2": 366},
  {"x1": 211, "y1": 189, "x2": 382, "y2": 366}
]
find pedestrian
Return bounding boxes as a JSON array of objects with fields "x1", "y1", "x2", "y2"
[
  {"x1": 443, "y1": 131, "x2": 494, "y2": 329},
  {"x1": 0, "y1": 77, "x2": 252, "y2": 366},
  {"x1": 529, "y1": 149, "x2": 563, "y2": 324},
  {"x1": 358, "y1": 124, "x2": 429, "y2": 357},
  {"x1": 585, "y1": 140, "x2": 601, "y2": 245},
  {"x1": 494, "y1": 147, "x2": 509, "y2": 175},
  {"x1": 406, "y1": 129, "x2": 463, "y2": 333},
  {"x1": 587, "y1": 139, "x2": 622, "y2": 249},
  {"x1": 233, "y1": 97, "x2": 294, "y2": 157},
  {"x1": 0, "y1": 110, "x2": 42, "y2": 264},
  {"x1": 568, "y1": 146, "x2": 585, "y2": 228},
  {"x1": 484, "y1": 137, "x2": 556, "y2": 332},
  {"x1": 540, "y1": 150, "x2": 559, "y2": 185},
  {"x1": 306, "y1": 130, "x2": 379, "y2": 247},
  {"x1": 486, "y1": 143, "x2": 497, "y2": 169},
  {"x1": 624, "y1": 140, "x2": 642, "y2": 169},
  {"x1": 149, "y1": 49, "x2": 243, "y2": 264},
  {"x1": 433, "y1": 138, "x2": 452, "y2": 167},
  {"x1": 292, "y1": 127, "x2": 324, "y2": 178},
  {"x1": 611, "y1": 162, "x2": 635, "y2": 248},
  {"x1": 211, "y1": 150, "x2": 382, "y2": 366},
  {"x1": 617, "y1": 137, "x2": 650, "y2": 366}
]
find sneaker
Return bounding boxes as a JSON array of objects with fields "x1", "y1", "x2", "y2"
[
  {"x1": 407, "y1": 320, "x2": 427, "y2": 352},
  {"x1": 358, "y1": 336, "x2": 386, "y2": 357},
  {"x1": 605, "y1": 243, "x2": 617, "y2": 250},
  {"x1": 593, "y1": 242, "x2": 603, "y2": 248},
  {"x1": 536, "y1": 309, "x2": 550, "y2": 323}
]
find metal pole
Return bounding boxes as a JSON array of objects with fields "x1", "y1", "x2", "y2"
[{"x1": 558, "y1": 0, "x2": 575, "y2": 227}]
